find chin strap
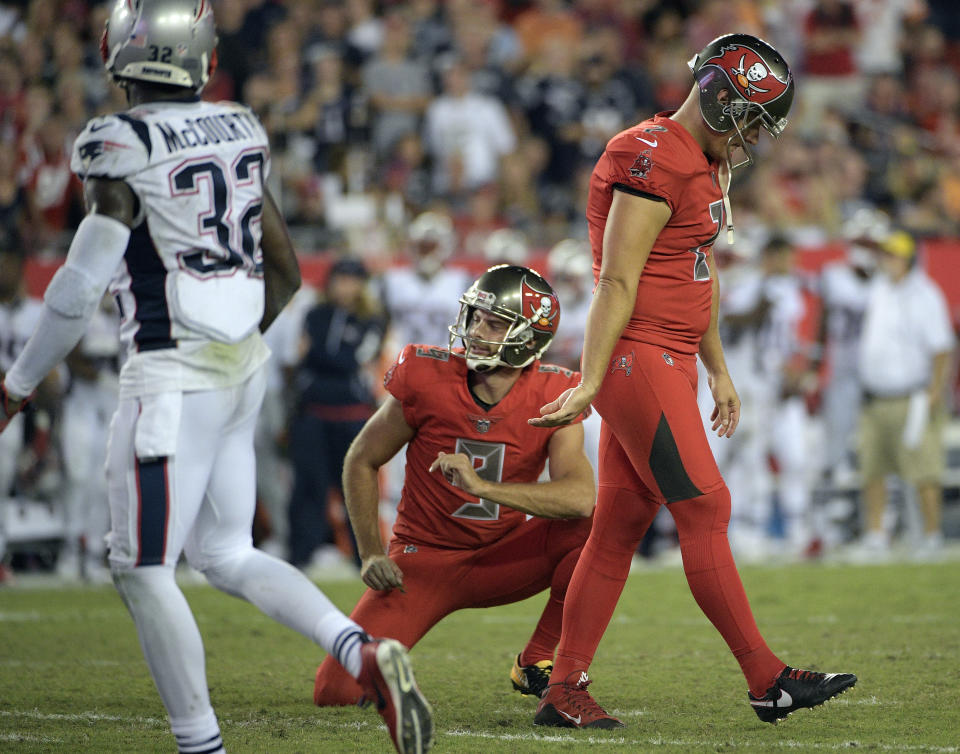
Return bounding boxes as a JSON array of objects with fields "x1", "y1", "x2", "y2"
[{"x1": 720, "y1": 158, "x2": 734, "y2": 246}]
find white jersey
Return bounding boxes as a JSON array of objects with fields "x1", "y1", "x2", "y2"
[
  {"x1": 722, "y1": 270, "x2": 806, "y2": 394},
  {"x1": 70, "y1": 98, "x2": 271, "y2": 397},
  {"x1": 0, "y1": 296, "x2": 44, "y2": 372},
  {"x1": 819, "y1": 262, "x2": 870, "y2": 379},
  {"x1": 381, "y1": 265, "x2": 470, "y2": 348},
  {"x1": 546, "y1": 291, "x2": 590, "y2": 371}
]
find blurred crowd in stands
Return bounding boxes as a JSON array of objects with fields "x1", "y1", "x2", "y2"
[
  {"x1": 2, "y1": 0, "x2": 960, "y2": 258},
  {"x1": 1, "y1": 0, "x2": 959, "y2": 577}
]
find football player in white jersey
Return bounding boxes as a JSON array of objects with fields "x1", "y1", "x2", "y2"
[
  {"x1": 381, "y1": 210, "x2": 471, "y2": 350},
  {"x1": 380, "y1": 210, "x2": 471, "y2": 515},
  {"x1": 57, "y1": 296, "x2": 121, "y2": 583},
  {"x1": 814, "y1": 208, "x2": 886, "y2": 483},
  {"x1": 0, "y1": 244, "x2": 51, "y2": 579},
  {"x1": 0, "y1": 2, "x2": 432, "y2": 753},
  {"x1": 545, "y1": 239, "x2": 600, "y2": 477},
  {"x1": 714, "y1": 237, "x2": 816, "y2": 559}
]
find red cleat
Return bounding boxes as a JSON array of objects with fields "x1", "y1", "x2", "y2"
[
  {"x1": 534, "y1": 670, "x2": 624, "y2": 729},
  {"x1": 357, "y1": 638, "x2": 434, "y2": 754}
]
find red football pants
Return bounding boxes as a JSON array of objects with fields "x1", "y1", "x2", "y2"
[
  {"x1": 314, "y1": 514, "x2": 592, "y2": 705},
  {"x1": 552, "y1": 341, "x2": 784, "y2": 697}
]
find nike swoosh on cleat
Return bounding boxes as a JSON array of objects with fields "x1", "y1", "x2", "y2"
[
  {"x1": 558, "y1": 710, "x2": 581, "y2": 725},
  {"x1": 751, "y1": 689, "x2": 793, "y2": 708}
]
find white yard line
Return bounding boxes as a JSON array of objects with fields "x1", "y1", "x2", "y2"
[{"x1": 3, "y1": 708, "x2": 955, "y2": 752}]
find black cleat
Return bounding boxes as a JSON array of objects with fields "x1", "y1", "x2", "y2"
[
  {"x1": 510, "y1": 654, "x2": 553, "y2": 697},
  {"x1": 749, "y1": 666, "x2": 857, "y2": 723}
]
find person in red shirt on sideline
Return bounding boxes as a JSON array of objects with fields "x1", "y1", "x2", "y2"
[
  {"x1": 313, "y1": 264, "x2": 595, "y2": 706},
  {"x1": 529, "y1": 33, "x2": 857, "y2": 728}
]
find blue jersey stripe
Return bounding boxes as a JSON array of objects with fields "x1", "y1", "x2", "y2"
[
  {"x1": 125, "y1": 222, "x2": 176, "y2": 351},
  {"x1": 115, "y1": 113, "x2": 153, "y2": 158},
  {"x1": 135, "y1": 457, "x2": 170, "y2": 567}
]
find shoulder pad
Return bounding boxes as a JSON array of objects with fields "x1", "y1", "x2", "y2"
[{"x1": 71, "y1": 114, "x2": 151, "y2": 180}]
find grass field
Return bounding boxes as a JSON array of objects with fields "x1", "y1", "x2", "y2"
[{"x1": 2, "y1": 560, "x2": 959, "y2": 753}]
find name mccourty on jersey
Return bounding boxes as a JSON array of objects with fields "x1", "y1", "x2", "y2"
[{"x1": 156, "y1": 111, "x2": 260, "y2": 154}]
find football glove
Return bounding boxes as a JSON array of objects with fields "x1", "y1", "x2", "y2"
[{"x1": 0, "y1": 379, "x2": 31, "y2": 434}]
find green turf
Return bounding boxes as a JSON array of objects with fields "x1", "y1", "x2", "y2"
[{"x1": 2, "y1": 561, "x2": 958, "y2": 753}]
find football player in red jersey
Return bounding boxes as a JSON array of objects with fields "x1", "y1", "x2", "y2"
[
  {"x1": 313, "y1": 264, "x2": 596, "y2": 706},
  {"x1": 529, "y1": 34, "x2": 856, "y2": 728}
]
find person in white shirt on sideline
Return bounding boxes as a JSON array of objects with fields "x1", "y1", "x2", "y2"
[{"x1": 855, "y1": 230, "x2": 956, "y2": 560}]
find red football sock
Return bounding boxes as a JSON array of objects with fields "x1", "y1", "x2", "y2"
[
  {"x1": 669, "y1": 488, "x2": 785, "y2": 697},
  {"x1": 552, "y1": 485, "x2": 659, "y2": 681},
  {"x1": 520, "y1": 545, "x2": 582, "y2": 666}
]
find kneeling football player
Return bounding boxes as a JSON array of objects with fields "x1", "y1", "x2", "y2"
[{"x1": 314, "y1": 265, "x2": 595, "y2": 705}]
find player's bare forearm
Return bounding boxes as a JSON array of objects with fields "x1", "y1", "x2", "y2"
[
  {"x1": 342, "y1": 450, "x2": 386, "y2": 560},
  {"x1": 475, "y1": 476, "x2": 595, "y2": 518},
  {"x1": 430, "y1": 450, "x2": 594, "y2": 518},
  {"x1": 259, "y1": 189, "x2": 301, "y2": 332},
  {"x1": 580, "y1": 276, "x2": 634, "y2": 392},
  {"x1": 698, "y1": 258, "x2": 730, "y2": 380}
]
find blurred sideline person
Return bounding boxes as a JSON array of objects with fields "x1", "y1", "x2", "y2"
[
  {"x1": 287, "y1": 258, "x2": 386, "y2": 569},
  {"x1": 0, "y1": 2, "x2": 433, "y2": 752},
  {"x1": 255, "y1": 283, "x2": 318, "y2": 558},
  {"x1": 545, "y1": 239, "x2": 602, "y2": 481},
  {"x1": 57, "y1": 295, "x2": 120, "y2": 582},
  {"x1": 715, "y1": 237, "x2": 817, "y2": 559},
  {"x1": 379, "y1": 210, "x2": 471, "y2": 520},
  {"x1": 813, "y1": 208, "x2": 887, "y2": 484},
  {"x1": 853, "y1": 230, "x2": 955, "y2": 561},
  {"x1": 482, "y1": 227, "x2": 530, "y2": 267},
  {"x1": 0, "y1": 244, "x2": 56, "y2": 582},
  {"x1": 314, "y1": 265, "x2": 595, "y2": 707},
  {"x1": 381, "y1": 210, "x2": 470, "y2": 350},
  {"x1": 530, "y1": 34, "x2": 856, "y2": 728}
]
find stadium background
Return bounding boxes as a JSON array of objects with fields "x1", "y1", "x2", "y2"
[{"x1": 2, "y1": 0, "x2": 960, "y2": 564}]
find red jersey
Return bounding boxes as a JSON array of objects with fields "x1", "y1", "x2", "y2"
[
  {"x1": 587, "y1": 113, "x2": 724, "y2": 355},
  {"x1": 384, "y1": 343, "x2": 582, "y2": 549}
]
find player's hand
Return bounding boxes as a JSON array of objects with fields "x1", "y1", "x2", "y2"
[
  {"x1": 0, "y1": 379, "x2": 30, "y2": 435},
  {"x1": 528, "y1": 384, "x2": 593, "y2": 427},
  {"x1": 707, "y1": 372, "x2": 740, "y2": 438},
  {"x1": 429, "y1": 451, "x2": 485, "y2": 496},
  {"x1": 360, "y1": 554, "x2": 405, "y2": 592}
]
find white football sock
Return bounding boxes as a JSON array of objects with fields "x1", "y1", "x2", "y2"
[
  {"x1": 199, "y1": 547, "x2": 367, "y2": 677},
  {"x1": 112, "y1": 565, "x2": 216, "y2": 723},
  {"x1": 171, "y1": 709, "x2": 224, "y2": 754}
]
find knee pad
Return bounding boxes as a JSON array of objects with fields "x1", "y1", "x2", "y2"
[
  {"x1": 191, "y1": 549, "x2": 247, "y2": 597},
  {"x1": 671, "y1": 484, "x2": 731, "y2": 538},
  {"x1": 112, "y1": 564, "x2": 178, "y2": 611}
]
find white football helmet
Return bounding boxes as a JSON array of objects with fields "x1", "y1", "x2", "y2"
[
  {"x1": 408, "y1": 211, "x2": 456, "y2": 276},
  {"x1": 843, "y1": 207, "x2": 891, "y2": 272},
  {"x1": 101, "y1": 0, "x2": 217, "y2": 91},
  {"x1": 482, "y1": 229, "x2": 529, "y2": 266}
]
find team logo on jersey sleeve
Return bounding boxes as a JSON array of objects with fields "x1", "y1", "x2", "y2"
[
  {"x1": 629, "y1": 151, "x2": 653, "y2": 179},
  {"x1": 703, "y1": 44, "x2": 789, "y2": 103},
  {"x1": 521, "y1": 280, "x2": 559, "y2": 333}
]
